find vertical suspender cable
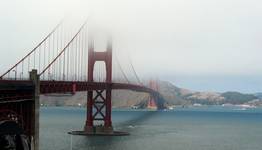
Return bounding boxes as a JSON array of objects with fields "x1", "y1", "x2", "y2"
[
  {"x1": 43, "y1": 41, "x2": 46, "y2": 80},
  {"x1": 63, "y1": 27, "x2": 66, "y2": 81},
  {"x1": 67, "y1": 30, "x2": 70, "y2": 81},
  {"x1": 38, "y1": 20, "x2": 87, "y2": 78},
  {"x1": 52, "y1": 31, "x2": 55, "y2": 80},
  {"x1": 28, "y1": 55, "x2": 30, "y2": 76},
  {"x1": 0, "y1": 20, "x2": 63, "y2": 79},
  {"x1": 78, "y1": 30, "x2": 81, "y2": 81},
  {"x1": 83, "y1": 26, "x2": 86, "y2": 81},
  {"x1": 81, "y1": 28, "x2": 84, "y2": 81},
  {"x1": 57, "y1": 25, "x2": 59, "y2": 80},
  {"x1": 75, "y1": 36, "x2": 78, "y2": 81},
  {"x1": 60, "y1": 25, "x2": 62, "y2": 80},
  {"x1": 34, "y1": 50, "x2": 36, "y2": 69},
  {"x1": 72, "y1": 37, "x2": 75, "y2": 81},
  {"x1": 78, "y1": 33, "x2": 81, "y2": 81},
  {"x1": 67, "y1": 43, "x2": 70, "y2": 81},
  {"x1": 77, "y1": 32, "x2": 79, "y2": 81},
  {"x1": 15, "y1": 66, "x2": 17, "y2": 80},
  {"x1": 48, "y1": 36, "x2": 50, "y2": 80},
  {"x1": 21, "y1": 61, "x2": 24, "y2": 79},
  {"x1": 39, "y1": 45, "x2": 41, "y2": 74}
]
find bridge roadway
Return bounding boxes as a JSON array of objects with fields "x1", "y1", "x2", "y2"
[
  {"x1": 0, "y1": 80, "x2": 165, "y2": 109},
  {"x1": 0, "y1": 80, "x2": 156, "y2": 94}
]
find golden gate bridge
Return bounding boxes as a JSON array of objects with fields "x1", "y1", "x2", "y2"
[{"x1": 0, "y1": 19, "x2": 165, "y2": 149}]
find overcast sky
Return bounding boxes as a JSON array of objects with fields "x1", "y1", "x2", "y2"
[{"x1": 0, "y1": 0, "x2": 262, "y2": 93}]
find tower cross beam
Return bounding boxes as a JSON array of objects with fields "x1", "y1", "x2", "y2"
[{"x1": 84, "y1": 36, "x2": 113, "y2": 134}]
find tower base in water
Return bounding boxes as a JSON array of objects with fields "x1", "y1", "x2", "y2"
[{"x1": 68, "y1": 126, "x2": 129, "y2": 136}]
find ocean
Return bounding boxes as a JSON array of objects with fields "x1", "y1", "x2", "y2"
[{"x1": 40, "y1": 106, "x2": 262, "y2": 150}]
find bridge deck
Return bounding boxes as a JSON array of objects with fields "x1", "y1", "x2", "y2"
[{"x1": 0, "y1": 80, "x2": 165, "y2": 109}]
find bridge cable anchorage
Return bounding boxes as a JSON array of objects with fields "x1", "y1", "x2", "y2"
[
  {"x1": 39, "y1": 20, "x2": 88, "y2": 77},
  {"x1": 0, "y1": 19, "x2": 64, "y2": 79}
]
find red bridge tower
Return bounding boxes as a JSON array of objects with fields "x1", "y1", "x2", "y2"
[
  {"x1": 147, "y1": 80, "x2": 159, "y2": 110},
  {"x1": 84, "y1": 37, "x2": 113, "y2": 133}
]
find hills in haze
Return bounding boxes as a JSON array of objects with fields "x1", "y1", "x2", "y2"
[{"x1": 40, "y1": 81, "x2": 262, "y2": 108}]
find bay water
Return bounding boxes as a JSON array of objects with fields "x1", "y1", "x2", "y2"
[{"x1": 40, "y1": 106, "x2": 262, "y2": 150}]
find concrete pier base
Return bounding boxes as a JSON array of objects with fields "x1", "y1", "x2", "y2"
[{"x1": 68, "y1": 126, "x2": 129, "y2": 136}]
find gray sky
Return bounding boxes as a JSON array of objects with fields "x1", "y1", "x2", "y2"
[{"x1": 0, "y1": 0, "x2": 262, "y2": 93}]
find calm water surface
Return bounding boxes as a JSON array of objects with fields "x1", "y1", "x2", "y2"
[{"x1": 40, "y1": 106, "x2": 262, "y2": 150}]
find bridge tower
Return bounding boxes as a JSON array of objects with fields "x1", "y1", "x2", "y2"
[
  {"x1": 147, "y1": 80, "x2": 159, "y2": 110},
  {"x1": 84, "y1": 36, "x2": 113, "y2": 133}
]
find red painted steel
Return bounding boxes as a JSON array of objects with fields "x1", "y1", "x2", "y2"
[
  {"x1": 0, "y1": 19, "x2": 166, "y2": 144},
  {"x1": 85, "y1": 37, "x2": 113, "y2": 130},
  {"x1": 0, "y1": 81, "x2": 35, "y2": 143},
  {"x1": 147, "y1": 80, "x2": 159, "y2": 109},
  {"x1": 0, "y1": 80, "x2": 161, "y2": 101}
]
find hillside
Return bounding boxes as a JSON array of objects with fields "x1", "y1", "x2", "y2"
[
  {"x1": 40, "y1": 81, "x2": 261, "y2": 107},
  {"x1": 254, "y1": 93, "x2": 262, "y2": 99}
]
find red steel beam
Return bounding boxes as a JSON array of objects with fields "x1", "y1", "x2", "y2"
[{"x1": 0, "y1": 80, "x2": 157, "y2": 95}]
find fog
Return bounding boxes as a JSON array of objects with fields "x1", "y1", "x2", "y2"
[{"x1": 0, "y1": 0, "x2": 262, "y2": 92}]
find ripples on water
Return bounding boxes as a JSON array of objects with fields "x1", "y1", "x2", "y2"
[{"x1": 40, "y1": 106, "x2": 262, "y2": 150}]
